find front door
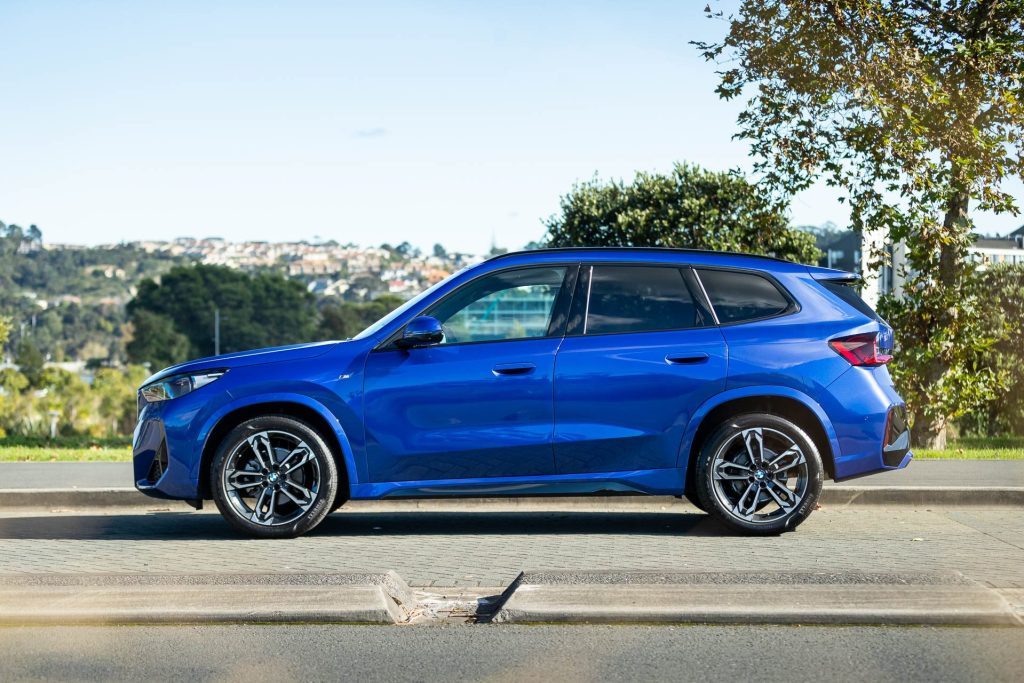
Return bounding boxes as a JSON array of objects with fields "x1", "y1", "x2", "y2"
[
  {"x1": 554, "y1": 264, "x2": 727, "y2": 474},
  {"x1": 363, "y1": 265, "x2": 576, "y2": 483}
]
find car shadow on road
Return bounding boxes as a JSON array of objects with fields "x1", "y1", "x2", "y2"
[{"x1": 0, "y1": 510, "x2": 735, "y2": 541}]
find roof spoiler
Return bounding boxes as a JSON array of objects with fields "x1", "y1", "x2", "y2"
[{"x1": 805, "y1": 264, "x2": 861, "y2": 282}]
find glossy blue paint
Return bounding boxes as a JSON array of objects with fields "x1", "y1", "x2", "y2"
[
  {"x1": 675, "y1": 384, "x2": 844, "y2": 472},
  {"x1": 363, "y1": 338, "x2": 561, "y2": 481},
  {"x1": 553, "y1": 327, "x2": 727, "y2": 474},
  {"x1": 132, "y1": 247, "x2": 911, "y2": 506}
]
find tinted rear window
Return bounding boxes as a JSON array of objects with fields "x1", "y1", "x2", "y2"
[
  {"x1": 586, "y1": 266, "x2": 701, "y2": 334},
  {"x1": 820, "y1": 280, "x2": 881, "y2": 321},
  {"x1": 696, "y1": 269, "x2": 792, "y2": 323}
]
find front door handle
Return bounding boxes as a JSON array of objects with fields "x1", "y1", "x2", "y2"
[
  {"x1": 665, "y1": 353, "x2": 709, "y2": 365},
  {"x1": 492, "y1": 362, "x2": 536, "y2": 376}
]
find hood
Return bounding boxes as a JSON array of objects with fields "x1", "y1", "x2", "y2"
[{"x1": 142, "y1": 340, "x2": 342, "y2": 386}]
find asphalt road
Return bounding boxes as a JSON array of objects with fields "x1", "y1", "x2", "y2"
[
  {"x1": 2, "y1": 459, "x2": 1023, "y2": 489},
  {"x1": 1, "y1": 624, "x2": 1022, "y2": 682}
]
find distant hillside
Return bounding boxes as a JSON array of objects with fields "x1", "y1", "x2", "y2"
[
  {"x1": 0, "y1": 222, "x2": 470, "y2": 365},
  {"x1": 1, "y1": 222, "x2": 187, "y2": 363}
]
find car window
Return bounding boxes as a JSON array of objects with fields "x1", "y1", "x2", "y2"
[
  {"x1": 585, "y1": 266, "x2": 701, "y2": 334},
  {"x1": 820, "y1": 279, "x2": 883, "y2": 321},
  {"x1": 427, "y1": 267, "x2": 567, "y2": 344},
  {"x1": 695, "y1": 268, "x2": 792, "y2": 323}
]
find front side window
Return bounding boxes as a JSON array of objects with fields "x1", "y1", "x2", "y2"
[
  {"x1": 696, "y1": 268, "x2": 792, "y2": 323},
  {"x1": 428, "y1": 267, "x2": 567, "y2": 344},
  {"x1": 585, "y1": 266, "x2": 701, "y2": 334}
]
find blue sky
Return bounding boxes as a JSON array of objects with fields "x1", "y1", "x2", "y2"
[{"x1": 1, "y1": 1, "x2": 1020, "y2": 253}]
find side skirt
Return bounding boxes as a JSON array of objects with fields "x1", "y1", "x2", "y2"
[{"x1": 349, "y1": 468, "x2": 686, "y2": 500}]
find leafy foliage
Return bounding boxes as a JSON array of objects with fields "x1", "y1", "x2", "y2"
[
  {"x1": 14, "y1": 341, "x2": 44, "y2": 388},
  {"x1": 544, "y1": 163, "x2": 821, "y2": 264},
  {"x1": 0, "y1": 364, "x2": 148, "y2": 438},
  {"x1": 317, "y1": 296, "x2": 404, "y2": 340},
  {"x1": 697, "y1": 1, "x2": 1024, "y2": 446},
  {"x1": 126, "y1": 310, "x2": 191, "y2": 370},
  {"x1": 957, "y1": 264, "x2": 1024, "y2": 436},
  {"x1": 127, "y1": 265, "x2": 319, "y2": 364}
]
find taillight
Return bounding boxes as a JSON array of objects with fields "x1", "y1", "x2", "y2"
[{"x1": 829, "y1": 333, "x2": 893, "y2": 367}]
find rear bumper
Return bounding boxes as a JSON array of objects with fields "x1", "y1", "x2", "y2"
[
  {"x1": 881, "y1": 404, "x2": 911, "y2": 467},
  {"x1": 821, "y1": 367, "x2": 912, "y2": 481}
]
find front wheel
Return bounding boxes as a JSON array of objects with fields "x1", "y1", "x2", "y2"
[
  {"x1": 694, "y1": 413, "x2": 823, "y2": 535},
  {"x1": 211, "y1": 416, "x2": 338, "y2": 538}
]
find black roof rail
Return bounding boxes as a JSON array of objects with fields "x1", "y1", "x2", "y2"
[{"x1": 486, "y1": 246, "x2": 795, "y2": 264}]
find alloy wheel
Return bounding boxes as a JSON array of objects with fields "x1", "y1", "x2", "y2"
[
  {"x1": 222, "y1": 430, "x2": 322, "y2": 527},
  {"x1": 710, "y1": 426, "x2": 809, "y2": 525}
]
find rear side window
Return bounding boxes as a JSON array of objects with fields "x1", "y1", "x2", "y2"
[
  {"x1": 586, "y1": 266, "x2": 702, "y2": 334},
  {"x1": 696, "y1": 268, "x2": 792, "y2": 324},
  {"x1": 820, "y1": 280, "x2": 882, "y2": 321}
]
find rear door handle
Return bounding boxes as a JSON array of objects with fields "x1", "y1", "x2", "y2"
[
  {"x1": 665, "y1": 353, "x2": 709, "y2": 365},
  {"x1": 492, "y1": 362, "x2": 536, "y2": 376}
]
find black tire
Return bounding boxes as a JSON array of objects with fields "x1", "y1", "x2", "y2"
[
  {"x1": 684, "y1": 482, "x2": 708, "y2": 512},
  {"x1": 695, "y1": 413, "x2": 823, "y2": 535},
  {"x1": 211, "y1": 415, "x2": 339, "y2": 538},
  {"x1": 330, "y1": 490, "x2": 348, "y2": 513}
]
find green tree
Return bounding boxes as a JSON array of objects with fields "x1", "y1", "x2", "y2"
[
  {"x1": 959, "y1": 264, "x2": 1024, "y2": 436},
  {"x1": 697, "y1": 1, "x2": 1024, "y2": 447},
  {"x1": 126, "y1": 310, "x2": 190, "y2": 369},
  {"x1": 0, "y1": 368, "x2": 30, "y2": 438},
  {"x1": 0, "y1": 316, "x2": 10, "y2": 348},
  {"x1": 127, "y1": 265, "x2": 318, "y2": 361},
  {"x1": 37, "y1": 367, "x2": 90, "y2": 436},
  {"x1": 15, "y1": 340, "x2": 44, "y2": 388},
  {"x1": 544, "y1": 163, "x2": 821, "y2": 264},
  {"x1": 317, "y1": 295, "x2": 404, "y2": 340},
  {"x1": 92, "y1": 365, "x2": 149, "y2": 435}
]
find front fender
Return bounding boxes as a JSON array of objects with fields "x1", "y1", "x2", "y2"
[
  {"x1": 675, "y1": 385, "x2": 841, "y2": 471},
  {"x1": 190, "y1": 391, "x2": 360, "y2": 494}
]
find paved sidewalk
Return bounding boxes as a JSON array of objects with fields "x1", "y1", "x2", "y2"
[
  {"x1": 1, "y1": 506, "x2": 1021, "y2": 589},
  {"x1": 2, "y1": 459, "x2": 1022, "y2": 489}
]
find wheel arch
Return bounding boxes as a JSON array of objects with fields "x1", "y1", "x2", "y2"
[
  {"x1": 195, "y1": 396, "x2": 355, "y2": 500},
  {"x1": 680, "y1": 388, "x2": 840, "y2": 491}
]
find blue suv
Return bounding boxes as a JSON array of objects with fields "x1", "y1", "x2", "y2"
[{"x1": 134, "y1": 248, "x2": 911, "y2": 538}]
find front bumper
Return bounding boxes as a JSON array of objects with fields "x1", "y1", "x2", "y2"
[{"x1": 132, "y1": 399, "x2": 204, "y2": 505}]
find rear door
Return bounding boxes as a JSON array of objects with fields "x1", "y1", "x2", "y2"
[{"x1": 553, "y1": 264, "x2": 727, "y2": 474}]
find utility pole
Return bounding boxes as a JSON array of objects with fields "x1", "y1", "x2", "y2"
[{"x1": 214, "y1": 308, "x2": 221, "y2": 356}]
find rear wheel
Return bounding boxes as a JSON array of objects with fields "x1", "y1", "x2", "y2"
[
  {"x1": 211, "y1": 415, "x2": 338, "y2": 538},
  {"x1": 695, "y1": 413, "x2": 823, "y2": 535}
]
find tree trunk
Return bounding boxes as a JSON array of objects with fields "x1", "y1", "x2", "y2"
[
  {"x1": 912, "y1": 411, "x2": 947, "y2": 450},
  {"x1": 919, "y1": 187, "x2": 971, "y2": 450}
]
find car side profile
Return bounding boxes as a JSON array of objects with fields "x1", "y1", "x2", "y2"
[{"x1": 133, "y1": 248, "x2": 911, "y2": 538}]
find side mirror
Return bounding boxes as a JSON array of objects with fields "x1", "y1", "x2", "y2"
[{"x1": 396, "y1": 316, "x2": 444, "y2": 349}]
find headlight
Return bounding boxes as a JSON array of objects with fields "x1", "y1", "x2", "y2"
[{"x1": 140, "y1": 371, "x2": 226, "y2": 403}]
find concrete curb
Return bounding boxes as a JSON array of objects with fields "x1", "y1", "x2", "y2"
[
  {"x1": 0, "y1": 572, "x2": 415, "y2": 625},
  {"x1": 0, "y1": 570, "x2": 1018, "y2": 626},
  {"x1": 0, "y1": 486, "x2": 1022, "y2": 510},
  {"x1": 490, "y1": 571, "x2": 1024, "y2": 626}
]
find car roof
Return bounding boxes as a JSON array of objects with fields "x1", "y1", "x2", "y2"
[{"x1": 485, "y1": 247, "x2": 811, "y2": 274}]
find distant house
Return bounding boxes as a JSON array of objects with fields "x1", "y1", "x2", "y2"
[
  {"x1": 814, "y1": 229, "x2": 862, "y2": 273},
  {"x1": 970, "y1": 225, "x2": 1024, "y2": 267},
  {"x1": 868, "y1": 225, "x2": 1024, "y2": 303}
]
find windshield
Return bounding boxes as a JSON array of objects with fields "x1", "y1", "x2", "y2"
[{"x1": 352, "y1": 267, "x2": 468, "y2": 340}]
